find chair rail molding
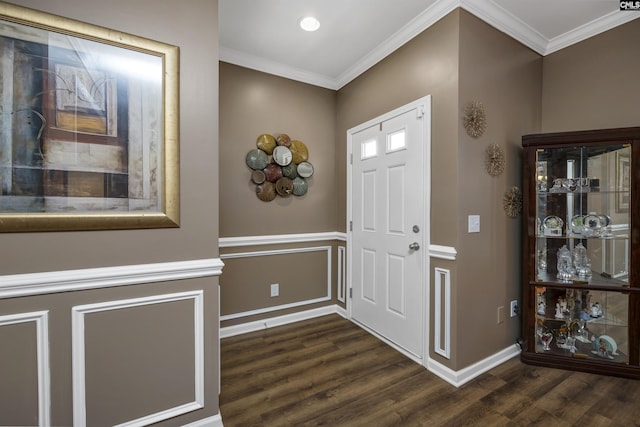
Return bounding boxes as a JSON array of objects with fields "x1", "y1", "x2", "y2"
[
  {"x1": 0, "y1": 258, "x2": 224, "y2": 299},
  {"x1": 219, "y1": 232, "x2": 347, "y2": 248}
]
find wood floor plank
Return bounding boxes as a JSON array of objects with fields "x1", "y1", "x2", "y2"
[{"x1": 220, "y1": 315, "x2": 640, "y2": 427}]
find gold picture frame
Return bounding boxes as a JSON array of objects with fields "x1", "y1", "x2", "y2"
[
  {"x1": 0, "y1": 2, "x2": 179, "y2": 232},
  {"x1": 616, "y1": 151, "x2": 630, "y2": 213}
]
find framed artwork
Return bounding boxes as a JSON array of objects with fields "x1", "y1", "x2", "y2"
[
  {"x1": 616, "y1": 151, "x2": 630, "y2": 213},
  {"x1": 0, "y1": 2, "x2": 179, "y2": 232}
]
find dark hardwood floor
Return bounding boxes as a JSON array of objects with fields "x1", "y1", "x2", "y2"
[{"x1": 220, "y1": 314, "x2": 640, "y2": 426}]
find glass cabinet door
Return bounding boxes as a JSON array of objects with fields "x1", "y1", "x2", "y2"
[
  {"x1": 531, "y1": 143, "x2": 631, "y2": 363},
  {"x1": 534, "y1": 144, "x2": 631, "y2": 288}
]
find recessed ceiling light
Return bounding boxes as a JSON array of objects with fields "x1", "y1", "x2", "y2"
[{"x1": 299, "y1": 16, "x2": 320, "y2": 32}]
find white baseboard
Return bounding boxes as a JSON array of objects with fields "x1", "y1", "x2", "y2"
[
  {"x1": 182, "y1": 413, "x2": 223, "y2": 427},
  {"x1": 427, "y1": 344, "x2": 521, "y2": 387},
  {"x1": 220, "y1": 305, "x2": 346, "y2": 338}
]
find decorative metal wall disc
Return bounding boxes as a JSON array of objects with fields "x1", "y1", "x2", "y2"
[
  {"x1": 246, "y1": 149, "x2": 269, "y2": 170},
  {"x1": 273, "y1": 145, "x2": 293, "y2": 166},
  {"x1": 256, "y1": 181, "x2": 276, "y2": 201},
  {"x1": 292, "y1": 177, "x2": 308, "y2": 196},
  {"x1": 282, "y1": 163, "x2": 298, "y2": 179},
  {"x1": 256, "y1": 134, "x2": 277, "y2": 154},
  {"x1": 263, "y1": 163, "x2": 283, "y2": 183},
  {"x1": 275, "y1": 177, "x2": 294, "y2": 197},
  {"x1": 289, "y1": 140, "x2": 309, "y2": 164},
  {"x1": 297, "y1": 161, "x2": 314, "y2": 178},
  {"x1": 251, "y1": 170, "x2": 266, "y2": 184},
  {"x1": 276, "y1": 133, "x2": 292, "y2": 147}
]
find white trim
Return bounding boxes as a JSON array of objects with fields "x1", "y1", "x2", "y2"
[
  {"x1": 461, "y1": 0, "x2": 547, "y2": 55},
  {"x1": 220, "y1": 46, "x2": 338, "y2": 90},
  {"x1": 0, "y1": 311, "x2": 50, "y2": 427},
  {"x1": 0, "y1": 258, "x2": 224, "y2": 299},
  {"x1": 428, "y1": 244, "x2": 457, "y2": 260},
  {"x1": 337, "y1": 246, "x2": 346, "y2": 303},
  {"x1": 220, "y1": 246, "x2": 332, "y2": 321},
  {"x1": 219, "y1": 232, "x2": 346, "y2": 248},
  {"x1": 220, "y1": 305, "x2": 347, "y2": 338},
  {"x1": 335, "y1": 0, "x2": 458, "y2": 88},
  {"x1": 347, "y1": 95, "x2": 432, "y2": 365},
  {"x1": 220, "y1": 0, "x2": 638, "y2": 89},
  {"x1": 545, "y1": 9, "x2": 640, "y2": 55},
  {"x1": 428, "y1": 344, "x2": 521, "y2": 387},
  {"x1": 434, "y1": 268, "x2": 451, "y2": 359},
  {"x1": 181, "y1": 414, "x2": 224, "y2": 427},
  {"x1": 72, "y1": 291, "x2": 205, "y2": 427}
]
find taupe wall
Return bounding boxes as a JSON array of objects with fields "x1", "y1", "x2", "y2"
[
  {"x1": 336, "y1": 11, "x2": 461, "y2": 245},
  {"x1": 336, "y1": 9, "x2": 542, "y2": 371},
  {"x1": 456, "y1": 10, "x2": 541, "y2": 368},
  {"x1": 542, "y1": 19, "x2": 640, "y2": 132},
  {"x1": 0, "y1": 1, "x2": 220, "y2": 426},
  {"x1": 219, "y1": 62, "x2": 343, "y2": 327},
  {"x1": 217, "y1": 8, "x2": 638, "y2": 374},
  {"x1": 219, "y1": 62, "x2": 337, "y2": 237}
]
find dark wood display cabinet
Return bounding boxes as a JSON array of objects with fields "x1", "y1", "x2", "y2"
[{"x1": 521, "y1": 127, "x2": 640, "y2": 379}]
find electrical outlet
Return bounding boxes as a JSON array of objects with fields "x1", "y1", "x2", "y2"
[
  {"x1": 270, "y1": 283, "x2": 279, "y2": 297},
  {"x1": 510, "y1": 300, "x2": 518, "y2": 317}
]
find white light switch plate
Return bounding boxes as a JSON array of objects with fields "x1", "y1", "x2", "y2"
[{"x1": 468, "y1": 215, "x2": 480, "y2": 233}]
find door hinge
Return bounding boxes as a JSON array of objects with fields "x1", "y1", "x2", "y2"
[
  {"x1": 417, "y1": 106, "x2": 425, "y2": 118},
  {"x1": 349, "y1": 221, "x2": 353, "y2": 231},
  {"x1": 349, "y1": 288, "x2": 353, "y2": 298},
  {"x1": 350, "y1": 153, "x2": 353, "y2": 164}
]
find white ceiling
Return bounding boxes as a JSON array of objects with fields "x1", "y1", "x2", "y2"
[{"x1": 219, "y1": 0, "x2": 638, "y2": 90}]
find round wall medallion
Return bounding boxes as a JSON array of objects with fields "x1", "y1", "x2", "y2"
[
  {"x1": 282, "y1": 163, "x2": 298, "y2": 179},
  {"x1": 256, "y1": 134, "x2": 277, "y2": 154},
  {"x1": 292, "y1": 177, "x2": 308, "y2": 196},
  {"x1": 297, "y1": 161, "x2": 314, "y2": 178},
  {"x1": 251, "y1": 170, "x2": 266, "y2": 184},
  {"x1": 246, "y1": 149, "x2": 269, "y2": 170},
  {"x1": 273, "y1": 145, "x2": 293, "y2": 166},
  {"x1": 256, "y1": 181, "x2": 276, "y2": 202},
  {"x1": 263, "y1": 163, "x2": 283, "y2": 183},
  {"x1": 276, "y1": 133, "x2": 292, "y2": 147},
  {"x1": 275, "y1": 177, "x2": 294, "y2": 197},
  {"x1": 289, "y1": 140, "x2": 309, "y2": 164}
]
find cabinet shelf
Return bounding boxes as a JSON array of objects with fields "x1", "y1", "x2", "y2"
[{"x1": 522, "y1": 127, "x2": 640, "y2": 379}]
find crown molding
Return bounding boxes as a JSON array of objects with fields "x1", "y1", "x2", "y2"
[
  {"x1": 545, "y1": 10, "x2": 640, "y2": 55},
  {"x1": 219, "y1": 46, "x2": 338, "y2": 90},
  {"x1": 219, "y1": 0, "x2": 638, "y2": 89},
  {"x1": 461, "y1": 0, "x2": 547, "y2": 55},
  {"x1": 334, "y1": 0, "x2": 459, "y2": 89}
]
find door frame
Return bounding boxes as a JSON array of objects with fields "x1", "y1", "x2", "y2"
[{"x1": 346, "y1": 95, "x2": 432, "y2": 365}]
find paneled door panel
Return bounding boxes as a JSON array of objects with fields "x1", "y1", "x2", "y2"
[{"x1": 350, "y1": 101, "x2": 427, "y2": 358}]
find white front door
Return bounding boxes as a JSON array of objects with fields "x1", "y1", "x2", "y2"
[{"x1": 348, "y1": 96, "x2": 430, "y2": 360}]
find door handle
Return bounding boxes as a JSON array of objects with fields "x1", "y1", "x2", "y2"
[{"x1": 409, "y1": 242, "x2": 420, "y2": 251}]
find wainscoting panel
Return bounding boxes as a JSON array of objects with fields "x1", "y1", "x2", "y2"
[
  {"x1": 0, "y1": 311, "x2": 50, "y2": 427},
  {"x1": 220, "y1": 246, "x2": 331, "y2": 321},
  {"x1": 337, "y1": 246, "x2": 346, "y2": 303},
  {"x1": 72, "y1": 291, "x2": 204, "y2": 427},
  {"x1": 434, "y1": 267, "x2": 451, "y2": 359}
]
